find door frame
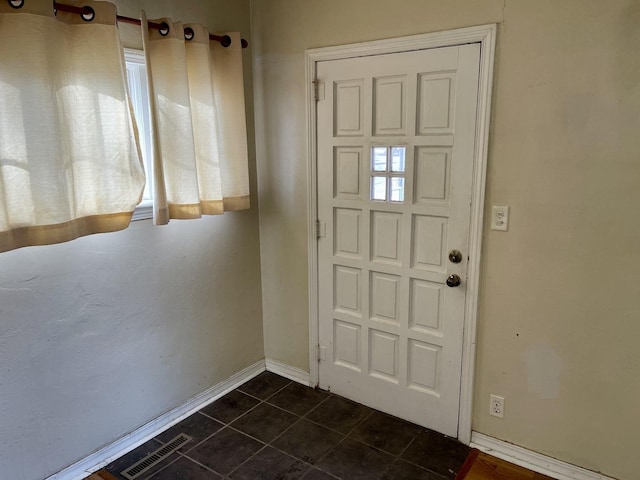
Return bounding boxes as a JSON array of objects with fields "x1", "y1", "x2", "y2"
[{"x1": 305, "y1": 24, "x2": 496, "y2": 445}]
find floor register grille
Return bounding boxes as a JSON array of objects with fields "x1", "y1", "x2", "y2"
[{"x1": 121, "y1": 434, "x2": 192, "y2": 480}]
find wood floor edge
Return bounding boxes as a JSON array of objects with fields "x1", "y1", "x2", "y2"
[
  {"x1": 85, "y1": 470, "x2": 119, "y2": 480},
  {"x1": 456, "y1": 448, "x2": 481, "y2": 479},
  {"x1": 458, "y1": 452, "x2": 555, "y2": 480}
]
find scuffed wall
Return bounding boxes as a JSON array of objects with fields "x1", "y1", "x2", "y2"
[
  {"x1": 0, "y1": 1, "x2": 262, "y2": 479},
  {"x1": 251, "y1": 1, "x2": 640, "y2": 479}
]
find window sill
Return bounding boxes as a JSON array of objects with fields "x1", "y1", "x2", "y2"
[{"x1": 132, "y1": 200, "x2": 153, "y2": 221}]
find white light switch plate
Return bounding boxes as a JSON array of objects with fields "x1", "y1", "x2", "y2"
[{"x1": 491, "y1": 205, "x2": 510, "y2": 231}]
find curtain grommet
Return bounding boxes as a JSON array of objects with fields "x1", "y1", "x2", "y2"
[
  {"x1": 159, "y1": 22, "x2": 170, "y2": 36},
  {"x1": 8, "y1": 0, "x2": 25, "y2": 9},
  {"x1": 81, "y1": 6, "x2": 95, "y2": 21},
  {"x1": 221, "y1": 35, "x2": 232, "y2": 48},
  {"x1": 184, "y1": 27, "x2": 194, "y2": 41}
]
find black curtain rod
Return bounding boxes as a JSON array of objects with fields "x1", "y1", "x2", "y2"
[{"x1": 51, "y1": 2, "x2": 248, "y2": 48}]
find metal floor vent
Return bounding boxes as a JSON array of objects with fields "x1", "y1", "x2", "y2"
[{"x1": 121, "y1": 433, "x2": 192, "y2": 480}]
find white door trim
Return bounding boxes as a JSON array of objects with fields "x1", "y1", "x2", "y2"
[{"x1": 305, "y1": 24, "x2": 497, "y2": 445}]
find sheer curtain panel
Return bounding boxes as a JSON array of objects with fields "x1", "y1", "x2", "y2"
[
  {"x1": 141, "y1": 12, "x2": 249, "y2": 225},
  {"x1": 0, "y1": 0, "x2": 145, "y2": 253}
]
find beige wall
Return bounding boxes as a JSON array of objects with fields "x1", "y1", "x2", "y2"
[
  {"x1": 0, "y1": 2, "x2": 262, "y2": 479},
  {"x1": 251, "y1": 1, "x2": 640, "y2": 479}
]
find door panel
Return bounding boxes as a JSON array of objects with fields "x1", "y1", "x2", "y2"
[{"x1": 317, "y1": 44, "x2": 480, "y2": 437}]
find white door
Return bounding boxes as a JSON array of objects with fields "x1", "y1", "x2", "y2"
[{"x1": 316, "y1": 44, "x2": 480, "y2": 437}]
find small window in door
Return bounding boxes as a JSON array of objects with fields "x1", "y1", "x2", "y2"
[{"x1": 370, "y1": 146, "x2": 405, "y2": 203}]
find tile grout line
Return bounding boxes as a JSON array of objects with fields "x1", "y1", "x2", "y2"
[
  {"x1": 141, "y1": 421, "x2": 231, "y2": 479},
  {"x1": 141, "y1": 374, "x2": 461, "y2": 480},
  {"x1": 392, "y1": 441, "x2": 455, "y2": 479},
  {"x1": 263, "y1": 387, "x2": 332, "y2": 415},
  {"x1": 178, "y1": 409, "x2": 273, "y2": 478},
  {"x1": 201, "y1": 383, "x2": 392, "y2": 460},
  {"x1": 175, "y1": 452, "x2": 226, "y2": 478},
  {"x1": 222, "y1": 425, "x2": 326, "y2": 479},
  {"x1": 304, "y1": 405, "x2": 450, "y2": 479},
  {"x1": 264, "y1": 390, "x2": 335, "y2": 441},
  {"x1": 237, "y1": 375, "x2": 293, "y2": 403},
  {"x1": 197, "y1": 386, "x2": 278, "y2": 427},
  {"x1": 297, "y1": 394, "x2": 421, "y2": 477},
  {"x1": 224, "y1": 443, "x2": 271, "y2": 479},
  {"x1": 222, "y1": 377, "x2": 298, "y2": 476},
  {"x1": 189, "y1": 412, "x2": 444, "y2": 480},
  {"x1": 224, "y1": 387, "x2": 338, "y2": 478},
  {"x1": 258, "y1": 391, "x2": 339, "y2": 479},
  {"x1": 300, "y1": 394, "x2": 374, "y2": 438},
  {"x1": 391, "y1": 430, "x2": 463, "y2": 479},
  {"x1": 298, "y1": 391, "x2": 334, "y2": 418},
  {"x1": 266, "y1": 416, "x2": 305, "y2": 446},
  {"x1": 192, "y1": 377, "x2": 295, "y2": 450},
  {"x1": 211, "y1": 376, "x2": 304, "y2": 478},
  {"x1": 295, "y1": 392, "x2": 366, "y2": 473},
  {"x1": 151, "y1": 375, "x2": 293, "y2": 479},
  {"x1": 138, "y1": 452, "x2": 181, "y2": 480},
  {"x1": 377, "y1": 433, "x2": 419, "y2": 480},
  {"x1": 176, "y1": 415, "x2": 228, "y2": 457},
  {"x1": 118, "y1": 375, "x2": 374, "y2": 479},
  {"x1": 309, "y1": 407, "x2": 377, "y2": 470}
]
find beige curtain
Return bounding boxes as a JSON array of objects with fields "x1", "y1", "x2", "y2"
[
  {"x1": 141, "y1": 12, "x2": 250, "y2": 225},
  {"x1": 0, "y1": 0, "x2": 145, "y2": 253}
]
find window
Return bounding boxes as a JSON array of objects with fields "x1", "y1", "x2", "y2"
[
  {"x1": 124, "y1": 49, "x2": 153, "y2": 221},
  {"x1": 370, "y1": 146, "x2": 406, "y2": 202}
]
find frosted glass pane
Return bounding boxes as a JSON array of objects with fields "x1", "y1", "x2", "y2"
[
  {"x1": 371, "y1": 176, "x2": 387, "y2": 201},
  {"x1": 372, "y1": 147, "x2": 387, "y2": 172},
  {"x1": 390, "y1": 177, "x2": 405, "y2": 202},
  {"x1": 391, "y1": 147, "x2": 405, "y2": 172}
]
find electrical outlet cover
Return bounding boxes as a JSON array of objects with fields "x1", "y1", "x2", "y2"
[
  {"x1": 489, "y1": 394, "x2": 504, "y2": 418},
  {"x1": 491, "y1": 205, "x2": 509, "y2": 231}
]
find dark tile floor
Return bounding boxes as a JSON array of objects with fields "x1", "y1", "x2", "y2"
[{"x1": 105, "y1": 372, "x2": 470, "y2": 480}]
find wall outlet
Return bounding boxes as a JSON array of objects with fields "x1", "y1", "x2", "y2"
[
  {"x1": 489, "y1": 394, "x2": 505, "y2": 418},
  {"x1": 491, "y1": 205, "x2": 510, "y2": 231}
]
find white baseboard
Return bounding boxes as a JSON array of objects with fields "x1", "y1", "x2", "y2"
[
  {"x1": 265, "y1": 358, "x2": 311, "y2": 386},
  {"x1": 48, "y1": 359, "x2": 266, "y2": 480},
  {"x1": 470, "y1": 432, "x2": 617, "y2": 480}
]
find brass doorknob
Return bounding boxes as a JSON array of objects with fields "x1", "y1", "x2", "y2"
[{"x1": 446, "y1": 274, "x2": 461, "y2": 288}]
